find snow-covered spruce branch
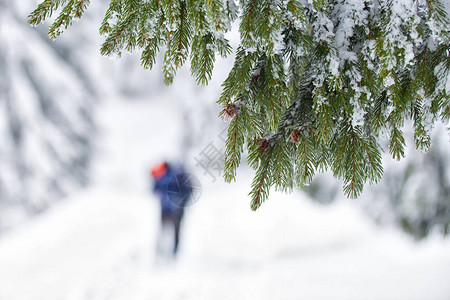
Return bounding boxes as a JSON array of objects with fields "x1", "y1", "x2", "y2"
[{"x1": 29, "y1": 0, "x2": 450, "y2": 210}]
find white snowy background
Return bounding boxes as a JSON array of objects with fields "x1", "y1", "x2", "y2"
[{"x1": 1, "y1": 1, "x2": 450, "y2": 299}]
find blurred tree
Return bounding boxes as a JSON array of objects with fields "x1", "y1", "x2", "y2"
[
  {"x1": 304, "y1": 124, "x2": 450, "y2": 239},
  {"x1": 29, "y1": 0, "x2": 450, "y2": 210},
  {"x1": 0, "y1": 1, "x2": 96, "y2": 231},
  {"x1": 361, "y1": 124, "x2": 450, "y2": 239}
]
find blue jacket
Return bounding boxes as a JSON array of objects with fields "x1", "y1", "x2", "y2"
[{"x1": 153, "y1": 164, "x2": 192, "y2": 215}]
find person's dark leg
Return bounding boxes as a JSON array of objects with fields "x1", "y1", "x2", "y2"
[{"x1": 173, "y1": 212, "x2": 183, "y2": 256}]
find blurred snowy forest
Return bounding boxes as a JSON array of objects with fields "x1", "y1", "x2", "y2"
[
  {"x1": 0, "y1": 0, "x2": 449, "y2": 239},
  {"x1": 0, "y1": 0, "x2": 224, "y2": 232},
  {"x1": 1, "y1": 0, "x2": 96, "y2": 231}
]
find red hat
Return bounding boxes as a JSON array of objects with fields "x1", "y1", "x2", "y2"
[{"x1": 151, "y1": 162, "x2": 168, "y2": 180}]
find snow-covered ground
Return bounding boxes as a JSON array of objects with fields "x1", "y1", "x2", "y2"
[{"x1": 1, "y1": 97, "x2": 450, "y2": 300}]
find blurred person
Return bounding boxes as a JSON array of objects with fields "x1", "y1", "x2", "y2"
[{"x1": 151, "y1": 161, "x2": 194, "y2": 259}]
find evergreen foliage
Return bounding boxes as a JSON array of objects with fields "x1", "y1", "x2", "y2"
[{"x1": 29, "y1": 0, "x2": 450, "y2": 210}]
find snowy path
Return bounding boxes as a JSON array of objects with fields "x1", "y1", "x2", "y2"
[{"x1": 1, "y1": 98, "x2": 450, "y2": 300}]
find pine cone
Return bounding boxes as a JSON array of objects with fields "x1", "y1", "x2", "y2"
[
  {"x1": 289, "y1": 129, "x2": 300, "y2": 143},
  {"x1": 258, "y1": 138, "x2": 271, "y2": 152},
  {"x1": 221, "y1": 103, "x2": 238, "y2": 121}
]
